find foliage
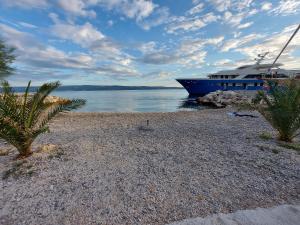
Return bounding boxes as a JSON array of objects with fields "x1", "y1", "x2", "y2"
[
  {"x1": 278, "y1": 142, "x2": 300, "y2": 153},
  {"x1": 252, "y1": 79, "x2": 300, "y2": 142},
  {"x1": 259, "y1": 132, "x2": 273, "y2": 140},
  {"x1": 0, "y1": 39, "x2": 15, "y2": 78},
  {"x1": 0, "y1": 80, "x2": 86, "y2": 157}
]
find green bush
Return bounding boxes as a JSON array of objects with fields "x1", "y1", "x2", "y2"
[
  {"x1": 0, "y1": 80, "x2": 85, "y2": 158},
  {"x1": 253, "y1": 79, "x2": 300, "y2": 142}
]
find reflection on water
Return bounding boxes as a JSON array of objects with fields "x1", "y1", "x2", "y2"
[
  {"x1": 52, "y1": 89, "x2": 204, "y2": 112},
  {"x1": 178, "y1": 97, "x2": 204, "y2": 111}
]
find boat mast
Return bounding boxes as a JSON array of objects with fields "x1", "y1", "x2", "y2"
[{"x1": 271, "y1": 24, "x2": 300, "y2": 69}]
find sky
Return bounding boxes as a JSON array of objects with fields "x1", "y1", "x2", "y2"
[{"x1": 0, "y1": 0, "x2": 299, "y2": 87}]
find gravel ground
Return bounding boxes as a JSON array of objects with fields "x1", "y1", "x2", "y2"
[{"x1": 1, "y1": 108, "x2": 299, "y2": 225}]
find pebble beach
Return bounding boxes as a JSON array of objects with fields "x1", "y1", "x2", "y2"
[{"x1": 1, "y1": 109, "x2": 299, "y2": 225}]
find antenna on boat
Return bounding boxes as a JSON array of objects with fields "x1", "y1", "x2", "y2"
[
  {"x1": 271, "y1": 24, "x2": 300, "y2": 68},
  {"x1": 255, "y1": 52, "x2": 269, "y2": 65}
]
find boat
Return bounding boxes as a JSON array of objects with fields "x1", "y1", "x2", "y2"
[
  {"x1": 177, "y1": 24, "x2": 300, "y2": 96},
  {"x1": 176, "y1": 53, "x2": 300, "y2": 96}
]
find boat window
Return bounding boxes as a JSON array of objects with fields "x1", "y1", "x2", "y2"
[
  {"x1": 221, "y1": 75, "x2": 224, "y2": 78},
  {"x1": 260, "y1": 83, "x2": 263, "y2": 86},
  {"x1": 243, "y1": 83, "x2": 247, "y2": 89},
  {"x1": 233, "y1": 83, "x2": 236, "y2": 87},
  {"x1": 225, "y1": 75, "x2": 228, "y2": 79},
  {"x1": 254, "y1": 83, "x2": 258, "y2": 86}
]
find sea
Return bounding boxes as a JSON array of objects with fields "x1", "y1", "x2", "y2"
[{"x1": 52, "y1": 89, "x2": 203, "y2": 112}]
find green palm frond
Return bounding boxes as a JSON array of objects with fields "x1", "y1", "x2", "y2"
[
  {"x1": 253, "y1": 79, "x2": 300, "y2": 142},
  {"x1": 0, "y1": 80, "x2": 86, "y2": 157},
  {"x1": 26, "y1": 81, "x2": 61, "y2": 128}
]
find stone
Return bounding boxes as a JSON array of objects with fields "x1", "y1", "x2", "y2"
[
  {"x1": 197, "y1": 91, "x2": 252, "y2": 108},
  {"x1": 167, "y1": 204, "x2": 300, "y2": 225}
]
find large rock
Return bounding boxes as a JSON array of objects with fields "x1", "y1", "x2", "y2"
[
  {"x1": 197, "y1": 90, "x2": 251, "y2": 108},
  {"x1": 0, "y1": 94, "x2": 67, "y2": 104},
  {"x1": 167, "y1": 204, "x2": 300, "y2": 225}
]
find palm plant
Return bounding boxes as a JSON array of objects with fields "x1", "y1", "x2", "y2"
[
  {"x1": 253, "y1": 79, "x2": 300, "y2": 142},
  {"x1": 0, "y1": 80, "x2": 86, "y2": 158}
]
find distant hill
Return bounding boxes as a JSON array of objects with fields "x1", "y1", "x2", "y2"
[{"x1": 10, "y1": 85, "x2": 183, "y2": 92}]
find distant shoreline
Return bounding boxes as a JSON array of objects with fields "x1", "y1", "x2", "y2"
[{"x1": 10, "y1": 85, "x2": 183, "y2": 92}]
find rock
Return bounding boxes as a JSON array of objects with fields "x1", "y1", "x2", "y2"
[
  {"x1": 197, "y1": 91, "x2": 252, "y2": 108},
  {"x1": 0, "y1": 94, "x2": 67, "y2": 104},
  {"x1": 167, "y1": 204, "x2": 300, "y2": 225}
]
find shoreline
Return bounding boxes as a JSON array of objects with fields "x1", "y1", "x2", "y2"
[{"x1": 1, "y1": 109, "x2": 299, "y2": 225}]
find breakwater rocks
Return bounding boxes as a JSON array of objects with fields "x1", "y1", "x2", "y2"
[
  {"x1": 0, "y1": 94, "x2": 67, "y2": 103},
  {"x1": 197, "y1": 90, "x2": 252, "y2": 108}
]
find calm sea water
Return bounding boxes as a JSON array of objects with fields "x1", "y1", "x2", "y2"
[{"x1": 52, "y1": 89, "x2": 203, "y2": 112}]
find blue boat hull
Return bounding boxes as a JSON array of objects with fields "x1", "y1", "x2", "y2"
[{"x1": 176, "y1": 79, "x2": 264, "y2": 96}]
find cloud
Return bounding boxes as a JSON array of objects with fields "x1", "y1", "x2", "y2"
[
  {"x1": 88, "y1": 64, "x2": 139, "y2": 77},
  {"x1": 261, "y1": 2, "x2": 272, "y2": 11},
  {"x1": 141, "y1": 52, "x2": 178, "y2": 65},
  {"x1": 223, "y1": 11, "x2": 246, "y2": 26},
  {"x1": 138, "y1": 7, "x2": 171, "y2": 30},
  {"x1": 0, "y1": 23, "x2": 94, "y2": 70},
  {"x1": 237, "y1": 21, "x2": 253, "y2": 29},
  {"x1": 56, "y1": 0, "x2": 96, "y2": 18},
  {"x1": 213, "y1": 59, "x2": 233, "y2": 67},
  {"x1": 94, "y1": 0, "x2": 157, "y2": 21},
  {"x1": 138, "y1": 41, "x2": 157, "y2": 53},
  {"x1": 0, "y1": 22, "x2": 140, "y2": 80},
  {"x1": 1, "y1": 0, "x2": 157, "y2": 21},
  {"x1": 221, "y1": 33, "x2": 264, "y2": 52},
  {"x1": 49, "y1": 14, "x2": 126, "y2": 60},
  {"x1": 166, "y1": 13, "x2": 219, "y2": 34},
  {"x1": 18, "y1": 22, "x2": 38, "y2": 29},
  {"x1": 271, "y1": 0, "x2": 300, "y2": 16},
  {"x1": 187, "y1": 3, "x2": 204, "y2": 15},
  {"x1": 207, "y1": 0, "x2": 231, "y2": 12},
  {"x1": 1, "y1": 0, "x2": 49, "y2": 9},
  {"x1": 140, "y1": 36, "x2": 224, "y2": 68},
  {"x1": 207, "y1": 0, "x2": 254, "y2": 12},
  {"x1": 50, "y1": 19, "x2": 105, "y2": 48},
  {"x1": 235, "y1": 24, "x2": 300, "y2": 69}
]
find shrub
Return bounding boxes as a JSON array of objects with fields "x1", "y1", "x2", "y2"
[
  {"x1": 0, "y1": 80, "x2": 85, "y2": 158},
  {"x1": 253, "y1": 79, "x2": 300, "y2": 142},
  {"x1": 259, "y1": 132, "x2": 273, "y2": 140}
]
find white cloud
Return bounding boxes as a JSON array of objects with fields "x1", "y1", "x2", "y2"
[
  {"x1": 261, "y1": 2, "x2": 272, "y2": 11},
  {"x1": 57, "y1": 0, "x2": 96, "y2": 18},
  {"x1": 235, "y1": 24, "x2": 300, "y2": 69},
  {"x1": 1, "y1": 0, "x2": 48, "y2": 9},
  {"x1": 214, "y1": 59, "x2": 233, "y2": 67},
  {"x1": 0, "y1": 23, "x2": 94, "y2": 70},
  {"x1": 223, "y1": 11, "x2": 246, "y2": 26},
  {"x1": 138, "y1": 41, "x2": 157, "y2": 53},
  {"x1": 0, "y1": 22, "x2": 141, "y2": 79},
  {"x1": 207, "y1": 0, "x2": 231, "y2": 12},
  {"x1": 94, "y1": 0, "x2": 157, "y2": 21},
  {"x1": 50, "y1": 21, "x2": 105, "y2": 48},
  {"x1": 166, "y1": 13, "x2": 218, "y2": 34},
  {"x1": 207, "y1": 0, "x2": 254, "y2": 12},
  {"x1": 167, "y1": 17, "x2": 206, "y2": 34},
  {"x1": 18, "y1": 22, "x2": 38, "y2": 29},
  {"x1": 2, "y1": 0, "x2": 158, "y2": 21},
  {"x1": 271, "y1": 0, "x2": 300, "y2": 16},
  {"x1": 140, "y1": 36, "x2": 224, "y2": 69},
  {"x1": 221, "y1": 33, "x2": 264, "y2": 52},
  {"x1": 187, "y1": 3, "x2": 204, "y2": 15},
  {"x1": 192, "y1": 0, "x2": 202, "y2": 5},
  {"x1": 138, "y1": 7, "x2": 170, "y2": 30},
  {"x1": 237, "y1": 21, "x2": 253, "y2": 29}
]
